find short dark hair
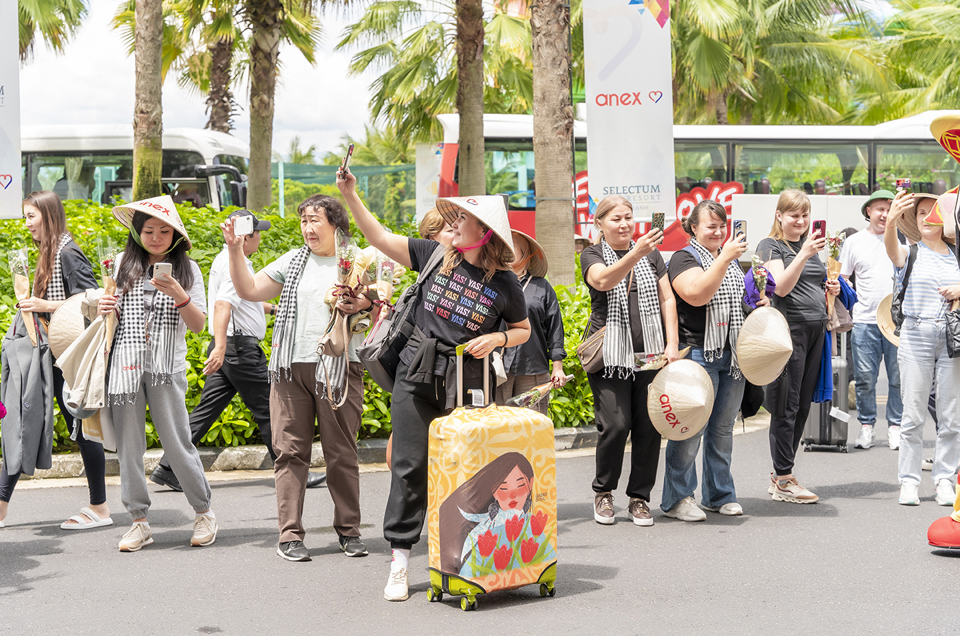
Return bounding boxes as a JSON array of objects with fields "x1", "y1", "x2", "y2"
[{"x1": 298, "y1": 194, "x2": 349, "y2": 235}]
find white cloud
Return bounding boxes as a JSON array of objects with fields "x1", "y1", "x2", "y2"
[{"x1": 19, "y1": 0, "x2": 378, "y2": 158}]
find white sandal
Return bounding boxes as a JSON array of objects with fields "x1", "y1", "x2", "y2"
[{"x1": 61, "y1": 507, "x2": 114, "y2": 530}]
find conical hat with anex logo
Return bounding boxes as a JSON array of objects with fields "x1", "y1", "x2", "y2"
[
  {"x1": 112, "y1": 195, "x2": 193, "y2": 250},
  {"x1": 435, "y1": 196, "x2": 515, "y2": 259},
  {"x1": 647, "y1": 359, "x2": 715, "y2": 441},
  {"x1": 736, "y1": 306, "x2": 793, "y2": 386}
]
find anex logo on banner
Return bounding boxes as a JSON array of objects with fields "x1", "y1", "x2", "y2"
[
  {"x1": 582, "y1": 0, "x2": 675, "y2": 221},
  {"x1": 0, "y1": 0, "x2": 22, "y2": 217}
]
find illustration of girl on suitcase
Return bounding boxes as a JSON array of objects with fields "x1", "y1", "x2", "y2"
[{"x1": 439, "y1": 452, "x2": 557, "y2": 581}]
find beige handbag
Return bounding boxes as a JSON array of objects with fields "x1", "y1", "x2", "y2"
[{"x1": 576, "y1": 269, "x2": 633, "y2": 374}]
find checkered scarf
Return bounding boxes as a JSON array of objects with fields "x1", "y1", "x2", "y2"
[
  {"x1": 269, "y1": 246, "x2": 311, "y2": 383},
  {"x1": 107, "y1": 277, "x2": 180, "y2": 404},
  {"x1": 600, "y1": 239, "x2": 665, "y2": 378},
  {"x1": 688, "y1": 238, "x2": 745, "y2": 379},
  {"x1": 45, "y1": 234, "x2": 72, "y2": 302}
]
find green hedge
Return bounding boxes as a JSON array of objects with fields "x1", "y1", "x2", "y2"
[{"x1": 0, "y1": 199, "x2": 593, "y2": 454}]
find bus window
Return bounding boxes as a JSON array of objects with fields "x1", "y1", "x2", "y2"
[
  {"x1": 485, "y1": 141, "x2": 535, "y2": 209},
  {"x1": 676, "y1": 143, "x2": 728, "y2": 193},
  {"x1": 734, "y1": 143, "x2": 869, "y2": 195},
  {"x1": 214, "y1": 154, "x2": 249, "y2": 208},
  {"x1": 167, "y1": 180, "x2": 211, "y2": 208},
  {"x1": 25, "y1": 153, "x2": 133, "y2": 202},
  {"x1": 876, "y1": 143, "x2": 959, "y2": 194}
]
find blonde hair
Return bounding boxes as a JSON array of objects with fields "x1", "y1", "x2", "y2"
[
  {"x1": 769, "y1": 189, "x2": 812, "y2": 242},
  {"x1": 439, "y1": 221, "x2": 515, "y2": 282},
  {"x1": 418, "y1": 208, "x2": 445, "y2": 240},
  {"x1": 593, "y1": 195, "x2": 633, "y2": 244}
]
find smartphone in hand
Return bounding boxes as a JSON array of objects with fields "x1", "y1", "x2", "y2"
[
  {"x1": 233, "y1": 214, "x2": 254, "y2": 236},
  {"x1": 339, "y1": 143, "x2": 355, "y2": 177},
  {"x1": 152, "y1": 262, "x2": 172, "y2": 279},
  {"x1": 896, "y1": 178, "x2": 912, "y2": 192},
  {"x1": 733, "y1": 219, "x2": 747, "y2": 239},
  {"x1": 652, "y1": 212, "x2": 665, "y2": 233},
  {"x1": 812, "y1": 220, "x2": 826, "y2": 238}
]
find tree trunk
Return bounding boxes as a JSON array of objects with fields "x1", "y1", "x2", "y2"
[
  {"x1": 132, "y1": 0, "x2": 163, "y2": 201},
  {"x1": 246, "y1": 0, "x2": 283, "y2": 212},
  {"x1": 455, "y1": 0, "x2": 485, "y2": 196},
  {"x1": 712, "y1": 90, "x2": 730, "y2": 125},
  {"x1": 206, "y1": 37, "x2": 235, "y2": 134},
  {"x1": 531, "y1": 0, "x2": 574, "y2": 286}
]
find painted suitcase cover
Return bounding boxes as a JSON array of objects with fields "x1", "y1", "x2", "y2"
[{"x1": 427, "y1": 404, "x2": 558, "y2": 608}]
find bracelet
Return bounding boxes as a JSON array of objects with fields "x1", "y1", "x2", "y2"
[
  {"x1": 270, "y1": 304, "x2": 277, "y2": 316},
  {"x1": 502, "y1": 331, "x2": 509, "y2": 348},
  {"x1": 175, "y1": 298, "x2": 191, "y2": 310}
]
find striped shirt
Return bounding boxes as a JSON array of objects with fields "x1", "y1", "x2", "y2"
[{"x1": 895, "y1": 242, "x2": 960, "y2": 321}]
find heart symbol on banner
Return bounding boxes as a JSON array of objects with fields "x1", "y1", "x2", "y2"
[
  {"x1": 0, "y1": 175, "x2": 12, "y2": 190},
  {"x1": 649, "y1": 91, "x2": 663, "y2": 104}
]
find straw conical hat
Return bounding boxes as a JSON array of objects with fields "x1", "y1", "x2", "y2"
[
  {"x1": 930, "y1": 115, "x2": 960, "y2": 166},
  {"x1": 898, "y1": 193, "x2": 947, "y2": 245},
  {"x1": 435, "y1": 196, "x2": 515, "y2": 258},
  {"x1": 877, "y1": 293, "x2": 899, "y2": 347},
  {"x1": 647, "y1": 360, "x2": 715, "y2": 441},
  {"x1": 112, "y1": 195, "x2": 192, "y2": 250},
  {"x1": 736, "y1": 307, "x2": 793, "y2": 386},
  {"x1": 511, "y1": 230, "x2": 548, "y2": 278},
  {"x1": 48, "y1": 293, "x2": 86, "y2": 359}
]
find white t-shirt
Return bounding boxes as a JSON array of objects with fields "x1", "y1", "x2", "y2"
[
  {"x1": 839, "y1": 230, "x2": 901, "y2": 325},
  {"x1": 262, "y1": 248, "x2": 361, "y2": 364},
  {"x1": 208, "y1": 246, "x2": 267, "y2": 340}
]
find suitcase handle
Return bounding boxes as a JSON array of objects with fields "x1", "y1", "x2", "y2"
[{"x1": 455, "y1": 344, "x2": 490, "y2": 408}]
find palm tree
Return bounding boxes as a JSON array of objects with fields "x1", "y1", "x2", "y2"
[
  {"x1": 286, "y1": 136, "x2": 318, "y2": 164},
  {"x1": 322, "y1": 125, "x2": 415, "y2": 165},
  {"x1": 132, "y1": 0, "x2": 164, "y2": 200},
  {"x1": 455, "y1": 0, "x2": 485, "y2": 195},
  {"x1": 18, "y1": 0, "x2": 87, "y2": 61}
]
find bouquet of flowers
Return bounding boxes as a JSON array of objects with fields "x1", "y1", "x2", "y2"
[
  {"x1": 504, "y1": 375, "x2": 575, "y2": 409},
  {"x1": 635, "y1": 346, "x2": 692, "y2": 371},
  {"x1": 98, "y1": 238, "x2": 120, "y2": 352},
  {"x1": 751, "y1": 254, "x2": 768, "y2": 301},
  {"x1": 826, "y1": 230, "x2": 845, "y2": 316},
  {"x1": 8, "y1": 248, "x2": 37, "y2": 345}
]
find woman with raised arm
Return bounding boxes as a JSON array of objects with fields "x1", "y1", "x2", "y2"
[
  {"x1": 756, "y1": 189, "x2": 839, "y2": 505},
  {"x1": 337, "y1": 169, "x2": 530, "y2": 603},
  {"x1": 884, "y1": 190, "x2": 960, "y2": 506},
  {"x1": 580, "y1": 195, "x2": 679, "y2": 528}
]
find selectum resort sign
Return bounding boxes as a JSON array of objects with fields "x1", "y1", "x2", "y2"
[{"x1": 0, "y1": 0, "x2": 21, "y2": 217}]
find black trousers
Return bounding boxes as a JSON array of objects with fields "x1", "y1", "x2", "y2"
[
  {"x1": 765, "y1": 319, "x2": 826, "y2": 476},
  {"x1": 383, "y1": 360, "x2": 488, "y2": 550},
  {"x1": 587, "y1": 369, "x2": 660, "y2": 501},
  {"x1": 159, "y1": 337, "x2": 275, "y2": 473}
]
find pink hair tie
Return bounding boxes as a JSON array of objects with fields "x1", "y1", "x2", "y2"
[{"x1": 455, "y1": 229, "x2": 493, "y2": 253}]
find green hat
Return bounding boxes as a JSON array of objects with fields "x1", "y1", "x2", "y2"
[{"x1": 861, "y1": 189, "x2": 895, "y2": 218}]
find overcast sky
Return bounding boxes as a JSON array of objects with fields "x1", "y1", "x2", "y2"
[{"x1": 19, "y1": 0, "x2": 379, "y2": 160}]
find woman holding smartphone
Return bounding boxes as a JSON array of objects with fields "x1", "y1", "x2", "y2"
[
  {"x1": 98, "y1": 197, "x2": 217, "y2": 551},
  {"x1": 756, "y1": 189, "x2": 840, "y2": 505}
]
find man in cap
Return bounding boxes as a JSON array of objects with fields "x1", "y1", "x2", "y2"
[
  {"x1": 839, "y1": 190, "x2": 903, "y2": 451},
  {"x1": 150, "y1": 210, "x2": 325, "y2": 491}
]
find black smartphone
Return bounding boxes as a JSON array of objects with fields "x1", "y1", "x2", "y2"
[
  {"x1": 652, "y1": 212, "x2": 665, "y2": 233},
  {"x1": 812, "y1": 220, "x2": 826, "y2": 238},
  {"x1": 340, "y1": 143, "x2": 355, "y2": 175},
  {"x1": 733, "y1": 219, "x2": 747, "y2": 239}
]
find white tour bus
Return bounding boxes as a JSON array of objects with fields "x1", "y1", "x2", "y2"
[
  {"x1": 425, "y1": 111, "x2": 960, "y2": 255},
  {"x1": 15, "y1": 125, "x2": 249, "y2": 219}
]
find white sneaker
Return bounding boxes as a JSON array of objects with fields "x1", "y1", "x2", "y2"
[
  {"x1": 887, "y1": 426, "x2": 900, "y2": 450},
  {"x1": 768, "y1": 473, "x2": 777, "y2": 495},
  {"x1": 936, "y1": 480, "x2": 956, "y2": 506},
  {"x1": 854, "y1": 425, "x2": 875, "y2": 449},
  {"x1": 922, "y1": 458, "x2": 934, "y2": 471},
  {"x1": 664, "y1": 496, "x2": 706, "y2": 522},
  {"x1": 191, "y1": 513, "x2": 218, "y2": 547},
  {"x1": 384, "y1": 567, "x2": 409, "y2": 601},
  {"x1": 898, "y1": 483, "x2": 920, "y2": 506},
  {"x1": 118, "y1": 522, "x2": 153, "y2": 552},
  {"x1": 703, "y1": 502, "x2": 743, "y2": 516}
]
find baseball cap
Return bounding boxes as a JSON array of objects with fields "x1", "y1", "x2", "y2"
[{"x1": 227, "y1": 209, "x2": 271, "y2": 231}]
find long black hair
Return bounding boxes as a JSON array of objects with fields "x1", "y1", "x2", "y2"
[{"x1": 115, "y1": 211, "x2": 195, "y2": 293}]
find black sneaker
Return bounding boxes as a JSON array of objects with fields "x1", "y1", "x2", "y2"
[
  {"x1": 338, "y1": 535, "x2": 368, "y2": 557},
  {"x1": 149, "y1": 465, "x2": 183, "y2": 492},
  {"x1": 277, "y1": 540, "x2": 311, "y2": 562}
]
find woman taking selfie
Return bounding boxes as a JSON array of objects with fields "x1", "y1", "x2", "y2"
[{"x1": 580, "y1": 195, "x2": 679, "y2": 527}]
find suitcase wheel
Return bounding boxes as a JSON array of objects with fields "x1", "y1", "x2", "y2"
[
  {"x1": 840, "y1": 444, "x2": 848, "y2": 453},
  {"x1": 539, "y1": 583, "x2": 556, "y2": 598},
  {"x1": 460, "y1": 596, "x2": 478, "y2": 611},
  {"x1": 427, "y1": 587, "x2": 443, "y2": 603}
]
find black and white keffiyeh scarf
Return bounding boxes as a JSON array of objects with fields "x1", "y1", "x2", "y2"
[
  {"x1": 45, "y1": 234, "x2": 72, "y2": 301},
  {"x1": 688, "y1": 238, "x2": 745, "y2": 379},
  {"x1": 269, "y1": 246, "x2": 311, "y2": 383},
  {"x1": 107, "y1": 279, "x2": 180, "y2": 404},
  {"x1": 600, "y1": 239, "x2": 665, "y2": 378}
]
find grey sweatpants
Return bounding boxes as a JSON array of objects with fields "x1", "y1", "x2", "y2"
[{"x1": 110, "y1": 371, "x2": 212, "y2": 519}]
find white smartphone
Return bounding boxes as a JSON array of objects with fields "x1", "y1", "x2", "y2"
[
  {"x1": 234, "y1": 214, "x2": 254, "y2": 236},
  {"x1": 152, "y1": 262, "x2": 172, "y2": 279}
]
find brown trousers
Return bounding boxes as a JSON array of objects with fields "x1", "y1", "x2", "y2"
[{"x1": 271, "y1": 361, "x2": 363, "y2": 542}]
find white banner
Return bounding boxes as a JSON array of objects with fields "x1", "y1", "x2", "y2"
[
  {"x1": 582, "y1": 0, "x2": 674, "y2": 225},
  {"x1": 0, "y1": 0, "x2": 21, "y2": 218},
  {"x1": 415, "y1": 143, "x2": 443, "y2": 222}
]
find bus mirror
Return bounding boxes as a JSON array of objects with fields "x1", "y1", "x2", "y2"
[
  {"x1": 194, "y1": 164, "x2": 243, "y2": 182},
  {"x1": 231, "y1": 181, "x2": 247, "y2": 208}
]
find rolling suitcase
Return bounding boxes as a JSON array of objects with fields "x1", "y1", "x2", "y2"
[
  {"x1": 427, "y1": 346, "x2": 558, "y2": 611},
  {"x1": 802, "y1": 333, "x2": 851, "y2": 452}
]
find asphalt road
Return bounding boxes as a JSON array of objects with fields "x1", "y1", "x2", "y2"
[{"x1": 2, "y1": 408, "x2": 958, "y2": 636}]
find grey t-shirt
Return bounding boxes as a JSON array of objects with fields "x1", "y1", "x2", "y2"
[
  {"x1": 262, "y1": 248, "x2": 361, "y2": 364},
  {"x1": 756, "y1": 237, "x2": 827, "y2": 322}
]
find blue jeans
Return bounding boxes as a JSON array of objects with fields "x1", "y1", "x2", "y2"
[
  {"x1": 661, "y1": 349, "x2": 744, "y2": 512},
  {"x1": 851, "y1": 323, "x2": 902, "y2": 428}
]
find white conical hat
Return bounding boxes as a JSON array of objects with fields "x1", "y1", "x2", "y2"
[
  {"x1": 511, "y1": 230, "x2": 548, "y2": 278},
  {"x1": 435, "y1": 196, "x2": 515, "y2": 258},
  {"x1": 877, "y1": 293, "x2": 899, "y2": 347},
  {"x1": 736, "y1": 307, "x2": 793, "y2": 386},
  {"x1": 647, "y1": 360, "x2": 715, "y2": 441},
  {"x1": 112, "y1": 195, "x2": 192, "y2": 250}
]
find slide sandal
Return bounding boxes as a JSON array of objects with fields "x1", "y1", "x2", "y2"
[{"x1": 60, "y1": 507, "x2": 114, "y2": 530}]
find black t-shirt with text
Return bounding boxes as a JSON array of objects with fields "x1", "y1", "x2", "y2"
[{"x1": 756, "y1": 237, "x2": 827, "y2": 322}]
